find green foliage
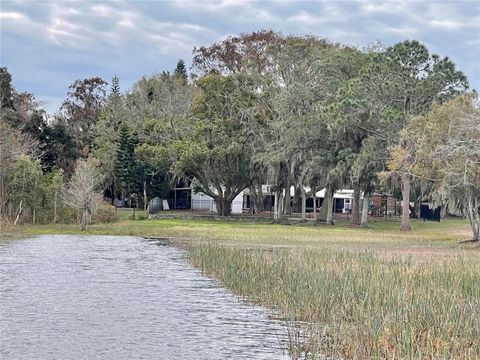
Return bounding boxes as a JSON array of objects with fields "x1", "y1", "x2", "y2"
[
  {"x1": 56, "y1": 206, "x2": 78, "y2": 224},
  {"x1": 9, "y1": 156, "x2": 43, "y2": 199},
  {"x1": 385, "y1": 40, "x2": 468, "y2": 113},
  {"x1": 171, "y1": 74, "x2": 259, "y2": 215},
  {"x1": 111, "y1": 75, "x2": 120, "y2": 94},
  {"x1": 135, "y1": 212, "x2": 148, "y2": 221},
  {"x1": 126, "y1": 72, "x2": 195, "y2": 137},
  {"x1": 174, "y1": 59, "x2": 188, "y2": 84},
  {"x1": 6, "y1": 156, "x2": 44, "y2": 224},
  {"x1": 135, "y1": 143, "x2": 170, "y2": 171},
  {"x1": 396, "y1": 94, "x2": 480, "y2": 240},
  {"x1": 60, "y1": 77, "x2": 108, "y2": 152},
  {"x1": 0, "y1": 68, "x2": 73, "y2": 173},
  {"x1": 1, "y1": 31, "x2": 474, "y2": 230},
  {"x1": 0, "y1": 66, "x2": 15, "y2": 110},
  {"x1": 114, "y1": 126, "x2": 137, "y2": 197},
  {"x1": 93, "y1": 76, "x2": 128, "y2": 198}
]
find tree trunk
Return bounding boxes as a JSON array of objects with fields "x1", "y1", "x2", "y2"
[
  {"x1": 273, "y1": 191, "x2": 279, "y2": 221},
  {"x1": 350, "y1": 184, "x2": 361, "y2": 226},
  {"x1": 143, "y1": 181, "x2": 148, "y2": 212},
  {"x1": 32, "y1": 207, "x2": 36, "y2": 225},
  {"x1": 466, "y1": 194, "x2": 479, "y2": 241},
  {"x1": 86, "y1": 201, "x2": 93, "y2": 225},
  {"x1": 283, "y1": 185, "x2": 291, "y2": 215},
  {"x1": 215, "y1": 197, "x2": 232, "y2": 216},
  {"x1": 257, "y1": 184, "x2": 265, "y2": 213},
  {"x1": 0, "y1": 177, "x2": 4, "y2": 221},
  {"x1": 273, "y1": 191, "x2": 284, "y2": 223},
  {"x1": 312, "y1": 188, "x2": 318, "y2": 222},
  {"x1": 13, "y1": 200, "x2": 23, "y2": 225},
  {"x1": 80, "y1": 209, "x2": 87, "y2": 231},
  {"x1": 292, "y1": 185, "x2": 302, "y2": 214},
  {"x1": 53, "y1": 190, "x2": 58, "y2": 223},
  {"x1": 414, "y1": 199, "x2": 421, "y2": 219},
  {"x1": 400, "y1": 173, "x2": 412, "y2": 231},
  {"x1": 111, "y1": 181, "x2": 115, "y2": 205},
  {"x1": 301, "y1": 187, "x2": 306, "y2": 221},
  {"x1": 361, "y1": 191, "x2": 370, "y2": 228},
  {"x1": 318, "y1": 186, "x2": 334, "y2": 225},
  {"x1": 249, "y1": 186, "x2": 256, "y2": 215},
  {"x1": 279, "y1": 189, "x2": 285, "y2": 215},
  {"x1": 326, "y1": 189, "x2": 334, "y2": 225}
]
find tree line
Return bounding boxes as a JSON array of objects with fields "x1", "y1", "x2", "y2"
[{"x1": 0, "y1": 30, "x2": 478, "y2": 239}]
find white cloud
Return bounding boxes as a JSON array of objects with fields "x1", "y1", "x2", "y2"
[
  {"x1": 171, "y1": 0, "x2": 243, "y2": 12},
  {"x1": 0, "y1": 10, "x2": 44, "y2": 40},
  {"x1": 387, "y1": 26, "x2": 419, "y2": 36},
  {"x1": 360, "y1": 1, "x2": 408, "y2": 14},
  {"x1": 46, "y1": 17, "x2": 87, "y2": 47},
  {"x1": 288, "y1": 11, "x2": 322, "y2": 25},
  {"x1": 90, "y1": 4, "x2": 115, "y2": 17},
  {"x1": 1, "y1": 0, "x2": 479, "y2": 114},
  {"x1": 0, "y1": 11, "x2": 26, "y2": 20},
  {"x1": 429, "y1": 20, "x2": 465, "y2": 30}
]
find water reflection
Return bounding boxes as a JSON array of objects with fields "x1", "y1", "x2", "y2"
[{"x1": 0, "y1": 235, "x2": 288, "y2": 359}]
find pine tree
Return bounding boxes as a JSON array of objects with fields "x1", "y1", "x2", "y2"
[
  {"x1": 111, "y1": 75, "x2": 120, "y2": 95},
  {"x1": 0, "y1": 67, "x2": 15, "y2": 110},
  {"x1": 174, "y1": 59, "x2": 188, "y2": 84},
  {"x1": 105, "y1": 75, "x2": 124, "y2": 130},
  {"x1": 114, "y1": 126, "x2": 137, "y2": 202}
]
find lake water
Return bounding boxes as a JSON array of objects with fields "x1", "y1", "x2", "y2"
[{"x1": 0, "y1": 235, "x2": 288, "y2": 359}]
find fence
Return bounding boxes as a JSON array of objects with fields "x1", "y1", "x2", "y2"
[
  {"x1": 191, "y1": 199, "x2": 245, "y2": 213},
  {"x1": 191, "y1": 198, "x2": 214, "y2": 211}
]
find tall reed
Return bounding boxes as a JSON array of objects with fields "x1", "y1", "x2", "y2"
[{"x1": 188, "y1": 244, "x2": 480, "y2": 359}]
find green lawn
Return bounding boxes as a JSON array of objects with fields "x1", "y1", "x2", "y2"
[{"x1": 4, "y1": 216, "x2": 478, "y2": 260}]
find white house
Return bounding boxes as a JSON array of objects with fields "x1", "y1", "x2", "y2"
[
  {"x1": 191, "y1": 191, "x2": 245, "y2": 214},
  {"x1": 188, "y1": 186, "x2": 358, "y2": 214}
]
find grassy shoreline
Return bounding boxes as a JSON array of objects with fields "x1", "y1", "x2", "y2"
[
  {"x1": 2, "y1": 217, "x2": 479, "y2": 358},
  {"x1": 2, "y1": 217, "x2": 478, "y2": 257},
  {"x1": 188, "y1": 244, "x2": 480, "y2": 358}
]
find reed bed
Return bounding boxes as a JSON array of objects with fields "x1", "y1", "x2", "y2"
[{"x1": 187, "y1": 244, "x2": 480, "y2": 359}]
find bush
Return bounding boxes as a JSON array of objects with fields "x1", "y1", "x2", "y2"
[
  {"x1": 93, "y1": 202, "x2": 118, "y2": 223},
  {"x1": 58, "y1": 206, "x2": 78, "y2": 224},
  {"x1": 33, "y1": 208, "x2": 53, "y2": 225},
  {"x1": 136, "y1": 213, "x2": 147, "y2": 221}
]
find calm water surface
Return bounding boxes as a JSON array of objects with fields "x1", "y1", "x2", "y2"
[{"x1": 0, "y1": 235, "x2": 288, "y2": 359}]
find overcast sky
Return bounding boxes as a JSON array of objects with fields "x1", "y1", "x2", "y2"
[{"x1": 1, "y1": 0, "x2": 479, "y2": 114}]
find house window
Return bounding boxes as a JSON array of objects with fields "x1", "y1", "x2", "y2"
[{"x1": 344, "y1": 199, "x2": 352, "y2": 210}]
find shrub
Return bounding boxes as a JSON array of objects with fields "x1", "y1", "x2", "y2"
[
  {"x1": 58, "y1": 206, "x2": 78, "y2": 224},
  {"x1": 136, "y1": 213, "x2": 147, "y2": 221},
  {"x1": 93, "y1": 202, "x2": 118, "y2": 223}
]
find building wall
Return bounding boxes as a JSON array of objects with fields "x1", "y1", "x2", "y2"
[
  {"x1": 189, "y1": 187, "x2": 375, "y2": 215},
  {"x1": 191, "y1": 191, "x2": 245, "y2": 214}
]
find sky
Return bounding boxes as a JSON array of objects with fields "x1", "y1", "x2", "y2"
[{"x1": 1, "y1": 0, "x2": 479, "y2": 114}]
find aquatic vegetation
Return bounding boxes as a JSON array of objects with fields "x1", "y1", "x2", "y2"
[{"x1": 188, "y1": 244, "x2": 480, "y2": 359}]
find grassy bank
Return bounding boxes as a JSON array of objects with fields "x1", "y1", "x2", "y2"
[
  {"x1": 3, "y1": 216, "x2": 479, "y2": 358},
  {"x1": 188, "y1": 244, "x2": 480, "y2": 359},
  {"x1": 3, "y1": 216, "x2": 478, "y2": 258}
]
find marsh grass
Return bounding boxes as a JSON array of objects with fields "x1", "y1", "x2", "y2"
[{"x1": 188, "y1": 244, "x2": 480, "y2": 359}]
